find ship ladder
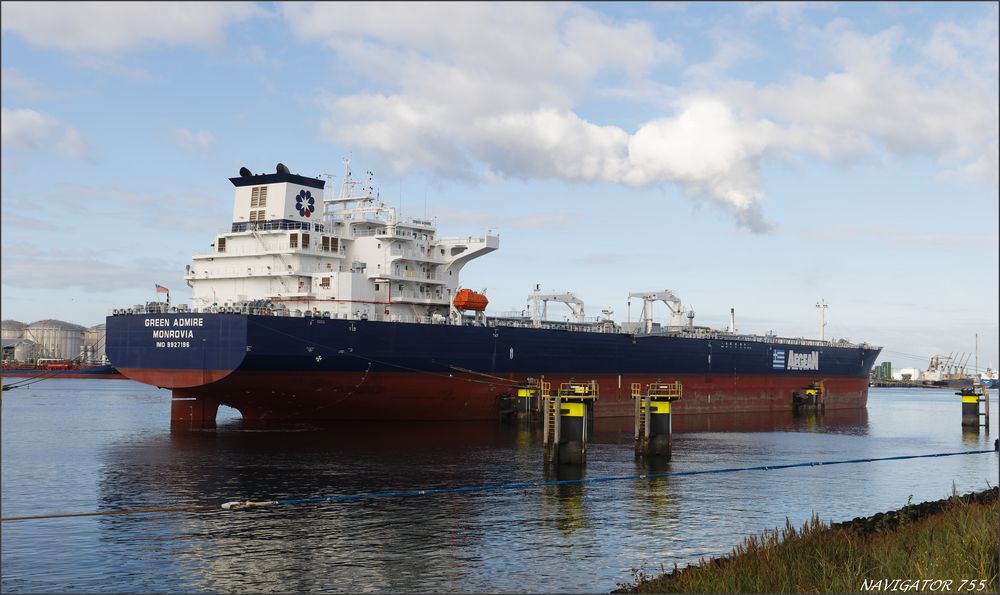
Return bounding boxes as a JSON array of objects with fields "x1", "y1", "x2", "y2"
[
  {"x1": 631, "y1": 383, "x2": 648, "y2": 444},
  {"x1": 542, "y1": 395, "x2": 561, "y2": 461},
  {"x1": 974, "y1": 384, "x2": 991, "y2": 427},
  {"x1": 515, "y1": 379, "x2": 550, "y2": 422}
]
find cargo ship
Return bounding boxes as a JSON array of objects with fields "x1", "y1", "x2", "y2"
[
  {"x1": 106, "y1": 162, "x2": 881, "y2": 424},
  {"x1": 0, "y1": 361, "x2": 121, "y2": 379},
  {"x1": 980, "y1": 367, "x2": 998, "y2": 388}
]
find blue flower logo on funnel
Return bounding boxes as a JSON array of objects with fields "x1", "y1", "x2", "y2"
[{"x1": 295, "y1": 190, "x2": 315, "y2": 218}]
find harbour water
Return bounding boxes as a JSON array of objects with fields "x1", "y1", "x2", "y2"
[{"x1": 1, "y1": 381, "x2": 997, "y2": 593}]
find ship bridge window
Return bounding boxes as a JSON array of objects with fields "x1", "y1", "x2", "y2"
[{"x1": 217, "y1": 238, "x2": 226, "y2": 253}]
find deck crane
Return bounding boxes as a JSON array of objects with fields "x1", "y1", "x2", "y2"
[
  {"x1": 528, "y1": 285, "x2": 585, "y2": 327},
  {"x1": 628, "y1": 290, "x2": 694, "y2": 334}
]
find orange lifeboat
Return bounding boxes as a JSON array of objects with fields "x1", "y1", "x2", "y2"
[{"x1": 453, "y1": 288, "x2": 489, "y2": 311}]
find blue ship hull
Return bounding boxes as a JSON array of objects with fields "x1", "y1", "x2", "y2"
[{"x1": 106, "y1": 313, "x2": 880, "y2": 422}]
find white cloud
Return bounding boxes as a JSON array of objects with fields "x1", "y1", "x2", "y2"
[
  {"x1": 170, "y1": 128, "x2": 216, "y2": 151},
  {"x1": 787, "y1": 224, "x2": 997, "y2": 248},
  {"x1": 285, "y1": 4, "x2": 998, "y2": 231},
  {"x1": 0, "y1": 1, "x2": 262, "y2": 54},
  {"x1": 625, "y1": 100, "x2": 774, "y2": 231},
  {"x1": 437, "y1": 209, "x2": 582, "y2": 231},
  {"x1": 1, "y1": 107, "x2": 87, "y2": 157},
  {"x1": 738, "y1": 21, "x2": 999, "y2": 182},
  {"x1": 0, "y1": 211, "x2": 59, "y2": 231},
  {"x1": 0, "y1": 253, "x2": 176, "y2": 292},
  {"x1": 922, "y1": 15, "x2": 999, "y2": 83},
  {"x1": 1, "y1": 68, "x2": 64, "y2": 100},
  {"x1": 53, "y1": 183, "x2": 151, "y2": 205},
  {"x1": 743, "y1": 2, "x2": 837, "y2": 28},
  {"x1": 683, "y1": 31, "x2": 763, "y2": 81}
]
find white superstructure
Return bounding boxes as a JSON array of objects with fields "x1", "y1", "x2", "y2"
[{"x1": 185, "y1": 161, "x2": 499, "y2": 323}]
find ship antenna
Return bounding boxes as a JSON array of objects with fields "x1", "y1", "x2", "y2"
[
  {"x1": 319, "y1": 173, "x2": 335, "y2": 201},
  {"x1": 340, "y1": 158, "x2": 350, "y2": 199},
  {"x1": 816, "y1": 299, "x2": 828, "y2": 341}
]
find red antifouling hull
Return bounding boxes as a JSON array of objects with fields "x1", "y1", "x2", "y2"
[{"x1": 163, "y1": 370, "x2": 870, "y2": 422}]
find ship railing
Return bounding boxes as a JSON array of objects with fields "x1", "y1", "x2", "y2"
[
  {"x1": 399, "y1": 271, "x2": 444, "y2": 281},
  {"x1": 436, "y1": 235, "x2": 491, "y2": 246},
  {"x1": 109, "y1": 302, "x2": 189, "y2": 316},
  {"x1": 376, "y1": 228, "x2": 420, "y2": 239},
  {"x1": 229, "y1": 220, "x2": 330, "y2": 234},
  {"x1": 485, "y1": 318, "x2": 609, "y2": 333},
  {"x1": 638, "y1": 328, "x2": 865, "y2": 349},
  {"x1": 197, "y1": 246, "x2": 346, "y2": 258},
  {"x1": 390, "y1": 290, "x2": 448, "y2": 302},
  {"x1": 495, "y1": 310, "x2": 530, "y2": 319},
  {"x1": 188, "y1": 263, "x2": 356, "y2": 278},
  {"x1": 387, "y1": 248, "x2": 446, "y2": 262},
  {"x1": 385, "y1": 314, "x2": 450, "y2": 324},
  {"x1": 347, "y1": 227, "x2": 428, "y2": 240}
]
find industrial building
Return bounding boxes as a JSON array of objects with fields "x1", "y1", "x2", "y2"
[{"x1": 1, "y1": 319, "x2": 106, "y2": 364}]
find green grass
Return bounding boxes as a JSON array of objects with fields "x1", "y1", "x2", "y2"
[{"x1": 618, "y1": 490, "x2": 999, "y2": 594}]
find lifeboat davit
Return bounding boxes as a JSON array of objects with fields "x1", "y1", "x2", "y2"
[{"x1": 453, "y1": 288, "x2": 489, "y2": 311}]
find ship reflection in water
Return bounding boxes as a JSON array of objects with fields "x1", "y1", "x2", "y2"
[
  {"x1": 2, "y1": 385, "x2": 995, "y2": 594},
  {"x1": 95, "y1": 408, "x2": 874, "y2": 592}
]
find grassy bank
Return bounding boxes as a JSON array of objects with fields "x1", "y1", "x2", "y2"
[{"x1": 617, "y1": 488, "x2": 998, "y2": 594}]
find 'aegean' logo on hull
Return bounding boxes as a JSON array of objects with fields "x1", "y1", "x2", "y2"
[
  {"x1": 787, "y1": 350, "x2": 820, "y2": 371},
  {"x1": 773, "y1": 349, "x2": 820, "y2": 371}
]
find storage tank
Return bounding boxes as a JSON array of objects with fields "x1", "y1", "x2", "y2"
[
  {"x1": 25, "y1": 319, "x2": 86, "y2": 360},
  {"x1": 13, "y1": 339, "x2": 37, "y2": 362},
  {"x1": 1, "y1": 320, "x2": 27, "y2": 341},
  {"x1": 83, "y1": 324, "x2": 106, "y2": 362}
]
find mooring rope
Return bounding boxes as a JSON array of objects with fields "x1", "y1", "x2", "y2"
[{"x1": 2, "y1": 448, "x2": 994, "y2": 522}]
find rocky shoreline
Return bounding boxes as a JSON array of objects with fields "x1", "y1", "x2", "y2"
[
  {"x1": 830, "y1": 486, "x2": 998, "y2": 537},
  {"x1": 614, "y1": 487, "x2": 999, "y2": 593}
]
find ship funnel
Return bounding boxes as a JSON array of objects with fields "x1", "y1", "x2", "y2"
[
  {"x1": 276, "y1": 163, "x2": 290, "y2": 174},
  {"x1": 729, "y1": 308, "x2": 736, "y2": 333},
  {"x1": 239, "y1": 166, "x2": 253, "y2": 177}
]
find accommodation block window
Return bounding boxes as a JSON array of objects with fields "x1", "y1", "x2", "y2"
[{"x1": 290, "y1": 233, "x2": 298, "y2": 248}]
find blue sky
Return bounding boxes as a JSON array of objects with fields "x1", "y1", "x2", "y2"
[{"x1": 2, "y1": 2, "x2": 997, "y2": 373}]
